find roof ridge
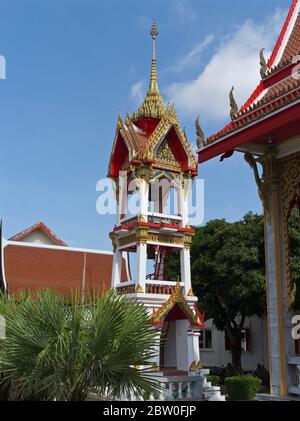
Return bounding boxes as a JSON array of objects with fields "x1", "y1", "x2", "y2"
[
  {"x1": 268, "y1": 0, "x2": 299, "y2": 68},
  {"x1": 9, "y1": 222, "x2": 67, "y2": 247}
]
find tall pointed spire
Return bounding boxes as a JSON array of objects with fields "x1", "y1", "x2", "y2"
[
  {"x1": 149, "y1": 22, "x2": 159, "y2": 94},
  {"x1": 132, "y1": 22, "x2": 166, "y2": 121}
]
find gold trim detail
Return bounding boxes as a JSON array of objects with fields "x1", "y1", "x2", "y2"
[
  {"x1": 278, "y1": 151, "x2": 300, "y2": 311},
  {"x1": 196, "y1": 361, "x2": 202, "y2": 370},
  {"x1": 189, "y1": 361, "x2": 197, "y2": 372},
  {"x1": 151, "y1": 362, "x2": 160, "y2": 372},
  {"x1": 136, "y1": 284, "x2": 144, "y2": 294},
  {"x1": 148, "y1": 232, "x2": 183, "y2": 246},
  {"x1": 151, "y1": 280, "x2": 200, "y2": 325},
  {"x1": 156, "y1": 138, "x2": 180, "y2": 167},
  {"x1": 132, "y1": 23, "x2": 166, "y2": 121},
  {"x1": 244, "y1": 153, "x2": 270, "y2": 220}
]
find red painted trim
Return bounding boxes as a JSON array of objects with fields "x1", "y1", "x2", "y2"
[
  {"x1": 129, "y1": 160, "x2": 142, "y2": 166},
  {"x1": 207, "y1": 1, "x2": 299, "y2": 143},
  {"x1": 191, "y1": 322, "x2": 205, "y2": 328},
  {"x1": 199, "y1": 101, "x2": 300, "y2": 163},
  {"x1": 268, "y1": 0, "x2": 298, "y2": 68},
  {"x1": 263, "y1": 61, "x2": 298, "y2": 88},
  {"x1": 240, "y1": 82, "x2": 265, "y2": 113}
]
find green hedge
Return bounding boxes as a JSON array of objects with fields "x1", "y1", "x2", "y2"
[
  {"x1": 225, "y1": 376, "x2": 262, "y2": 401},
  {"x1": 207, "y1": 375, "x2": 220, "y2": 386}
]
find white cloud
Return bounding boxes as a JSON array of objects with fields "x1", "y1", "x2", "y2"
[
  {"x1": 173, "y1": 0, "x2": 197, "y2": 25},
  {"x1": 167, "y1": 34, "x2": 214, "y2": 73},
  {"x1": 130, "y1": 80, "x2": 146, "y2": 104},
  {"x1": 165, "y1": 9, "x2": 286, "y2": 122}
]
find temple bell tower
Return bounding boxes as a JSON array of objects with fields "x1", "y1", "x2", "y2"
[{"x1": 108, "y1": 23, "x2": 204, "y2": 372}]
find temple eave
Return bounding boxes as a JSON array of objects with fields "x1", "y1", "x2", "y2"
[{"x1": 199, "y1": 100, "x2": 300, "y2": 163}]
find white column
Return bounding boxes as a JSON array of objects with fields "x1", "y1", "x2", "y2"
[
  {"x1": 136, "y1": 243, "x2": 147, "y2": 292},
  {"x1": 119, "y1": 176, "x2": 127, "y2": 222},
  {"x1": 111, "y1": 250, "x2": 123, "y2": 288},
  {"x1": 176, "y1": 319, "x2": 189, "y2": 371},
  {"x1": 192, "y1": 331, "x2": 201, "y2": 366},
  {"x1": 151, "y1": 328, "x2": 162, "y2": 369},
  {"x1": 177, "y1": 184, "x2": 183, "y2": 224},
  {"x1": 139, "y1": 179, "x2": 149, "y2": 221},
  {"x1": 180, "y1": 248, "x2": 192, "y2": 295},
  {"x1": 182, "y1": 179, "x2": 191, "y2": 227},
  {"x1": 187, "y1": 330, "x2": 196, "y2": 371}
]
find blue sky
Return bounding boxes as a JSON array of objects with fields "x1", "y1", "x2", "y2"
[{"x1": 0, "y1": 0, "x2": 292, "y2": 250}]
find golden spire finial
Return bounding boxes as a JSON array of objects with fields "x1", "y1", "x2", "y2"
[
  {"x1": 149, "y1": 22, "x2": 159, "y2": 94},
  {"x1": 132, "y1": 22, "x2": 166, "y2": 120}
]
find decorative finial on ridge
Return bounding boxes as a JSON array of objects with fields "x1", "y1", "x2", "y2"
[
  {"x1": 259, "y1": 48, "x2": 269, "y2": 79},
  {"x1": 195, "y1": 116, "x2": 206, "y2": 149},
  {"x1": 229, "y1": 86, "x2": 239, "y2": 121},
  {"x1": 132, "y1": 22, "x2": 166, "y2": 120}
]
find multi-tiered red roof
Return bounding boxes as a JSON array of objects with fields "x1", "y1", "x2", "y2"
[{"x1": 199, "y1": 0, "x2": 300, "y2": 163}]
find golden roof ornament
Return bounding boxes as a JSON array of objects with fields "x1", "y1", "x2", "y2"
[
  {"x1": 229, "y1": 86, "x2": 239, "y2": 121},
  {"x1": 132, "y1": 22, "x2": 166, "y2": 120}
]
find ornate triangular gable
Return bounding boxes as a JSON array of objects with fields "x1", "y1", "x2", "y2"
[
  {"x1": 144, "y1": 110, "x2": 197, "y2": 170},
  {"x1": 151, "y1": 281, "x2": 202, "y2": 326},
  {"x1": 156, "y1": 138, "x2": 180, "y2": 168}
]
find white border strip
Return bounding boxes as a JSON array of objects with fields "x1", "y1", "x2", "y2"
[
  {"x1": 6, "y1": 240, "x2": 114, "y2": 256},
  {"x1": 1, "y1": 237, "x2": 7, "y2": 290}
]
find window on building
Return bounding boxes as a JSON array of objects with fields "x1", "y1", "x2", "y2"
[
  {"x1": 225, "y1": 329, "x2": 251, "y2": 352},
  {"x1": 199, "y1": 329, "x2": 212, "y2": 350}
]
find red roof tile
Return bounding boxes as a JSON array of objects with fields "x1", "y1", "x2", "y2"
[
  {"x1": 205, "y1": 1, "x2": 300, "y2": 146},
  {"x1": 268, "y1": 0, "x2": 299, "y2": 67},
  {"x1": 281, "y1": 12, "x2": 300, "y2": 63}
]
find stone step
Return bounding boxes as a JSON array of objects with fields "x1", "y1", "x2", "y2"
[{"x1": 257, "y1": 393, "x2": 300, "y2": 401}]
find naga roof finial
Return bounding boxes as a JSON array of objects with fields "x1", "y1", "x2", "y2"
[
  {"x1": 195, "y1": 116, "x2": 206, "y2": 149},
  {"x1": 229, "y1": 86, "x2": 239, "y2": 121},
  {"x1": 259, "y1": 48, "x2": 269, "y2": 79}
]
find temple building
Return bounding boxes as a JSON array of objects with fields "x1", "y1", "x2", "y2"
[
  {"x1": 198, "y1": 0, "x2": 300, "y2": 397},
  {"x1": 108, "y1": 23, "x2": 205, "y2": 375},
  {"x1": 0, "y1": 222, "x2": 128, "y2": 298}
]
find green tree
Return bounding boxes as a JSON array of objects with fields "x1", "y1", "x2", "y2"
[
  {"x1": 0, "y1": 289, "x2": 159, "y2": 401},
  {"x1": 169, "y1": 213, "x2": 266, "y2": 372}
]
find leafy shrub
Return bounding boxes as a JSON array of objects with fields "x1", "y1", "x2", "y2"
[
  {"x1": 207, "y1": 375, "x2": 220, "y2": 386},
  {"x1": 225, "y1": 376, "x2": 262, "y2": 401}
]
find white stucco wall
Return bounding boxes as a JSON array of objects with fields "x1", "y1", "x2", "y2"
[
  {"x1": 200, "y1": 316, "x2": 269, "y2": 371},
  {"x1": 176, "y1": 319, "x2": 189, "y2": 371},
  {"x1": 19, "y1": 230, "x2": 57, "y2": 245},
  {"x1": 163, "y1": 322, "x2": 177, "y2": 368}
]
